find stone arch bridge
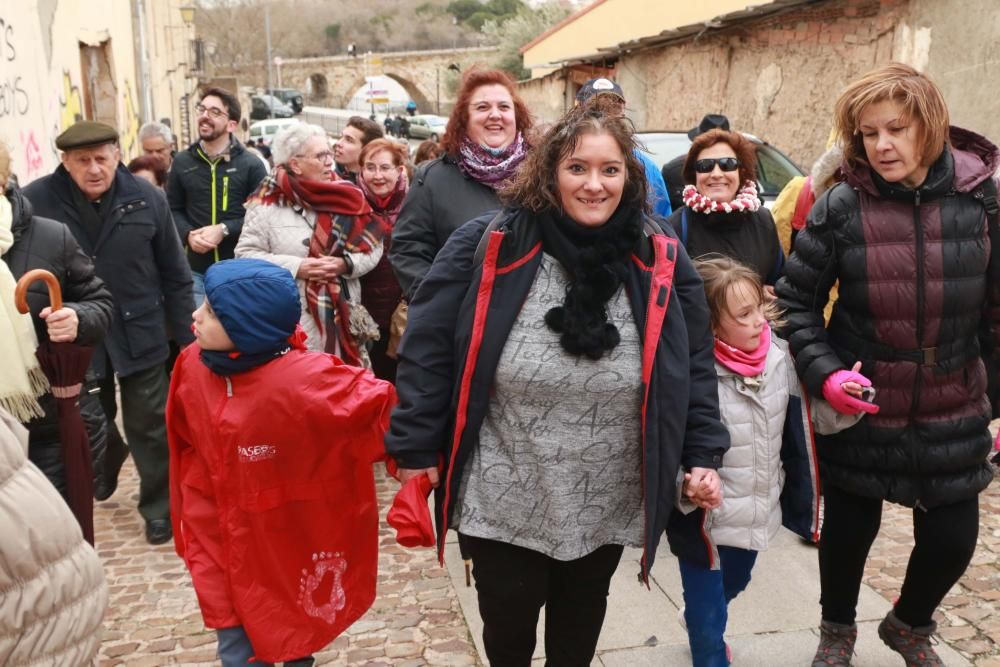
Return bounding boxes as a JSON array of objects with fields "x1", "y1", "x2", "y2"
[{"x1": 279, "y1": 46, "x2": 501, "y2": 112}]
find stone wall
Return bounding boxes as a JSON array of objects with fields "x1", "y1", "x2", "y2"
[{"x1": 619, "y1": 0, "x2": 906, "y2": 168}]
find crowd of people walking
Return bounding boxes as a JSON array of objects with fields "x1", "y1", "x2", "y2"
[{"x1": 1, "y1": 60, "x2": 997, "y2": 667}]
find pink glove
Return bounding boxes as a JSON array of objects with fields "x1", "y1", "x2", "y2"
[{"x1": 822, "y1": 369, "x2": 880, "y2": 415}]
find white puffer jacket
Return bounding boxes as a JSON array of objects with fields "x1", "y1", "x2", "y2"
[
  {"x1": 236, "y1": 202, "x2": 383, "y2": 352},
  {"x1": 707, "y1": 336, "x2": 796, "y2": 551},
  {"x1": 0, "y1": 408, "x2": 108, "y2": 666}
]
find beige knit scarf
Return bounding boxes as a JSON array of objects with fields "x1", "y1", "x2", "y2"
[{"x1": 0, "y1": 194, "x2": 48, "y2": 422}]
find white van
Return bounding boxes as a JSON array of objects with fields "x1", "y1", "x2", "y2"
[{"x1": 248, "y1": 118, "x2": 300, "y2": 147}]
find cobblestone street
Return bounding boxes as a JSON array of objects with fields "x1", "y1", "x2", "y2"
[
  {"x1": 95, "y1": 461, "x2": 479, "y2": 666},
  {"x1": 95, "y1": 458, "x2": 1000, "y2": 666}
]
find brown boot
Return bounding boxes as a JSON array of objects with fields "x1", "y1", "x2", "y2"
[
  {"x1": 812, "y1": 620, "x2": 857, "y2": 666},
  {"x1": 877, "y1": 610, "x2": 943, "y2": 666}
]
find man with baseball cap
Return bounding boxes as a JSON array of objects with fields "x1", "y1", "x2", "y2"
[
  {"x1": 23, "y1": 120, "x2": 194, "y2": 545},
  {"x1": 576, "y1": 77, "x2": 672, "y2": 218}
]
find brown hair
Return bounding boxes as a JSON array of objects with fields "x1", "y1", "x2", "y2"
[
  {"x1": 346, "y1": 116, "x2": 384, "y2": 145},
  {"x1": 695, "y1": 255, "x2": 782, "y2": 333},
  {"x1": 502, "y1": 96, "x2": 648, "y2": 215},
  {"x1": 200, "y1": 86, "x2": 241, "y2": 123},
  {"x1": 0, "y1": 141, "x2": 10, "y2": 190},
  {"x1": 833, "y1": 62, "x2": 949, "y2": 170},
  {"x1": 127, "y1": 154, "x2": 169, "y2": 187},
  {"x1": 414, "y1": 139, "x2": 440, "y2": 165},
  {"x1": 682, "y1": 129, "x2": 757, "y2": 187},
  {"x1": 359, "y1": 138, "x2": 408, "y2": 168},
  {"x1": 440, "y1": 68, "x2": 534, "y2": 155}
]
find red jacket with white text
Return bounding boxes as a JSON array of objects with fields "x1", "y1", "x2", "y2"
[{"x1": 167, "y1": 345, "x2": 395, "y2": 662}]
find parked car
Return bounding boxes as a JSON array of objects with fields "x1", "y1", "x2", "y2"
[
  {"x1": 250, "y1": 94, "x2": 295, "y2": 121},
  {"x1": 249, "y1": 118, "x2": 300, "y2": 147},
  {"x1": 407, "y1": 114, "x2": 448, "y2": 141},
  {"x1": 266, "y1": 88, "x2": 305, "y2": 114},
  {"x1": 636, "y1": 131, "x2": 805, "y2": 209}
]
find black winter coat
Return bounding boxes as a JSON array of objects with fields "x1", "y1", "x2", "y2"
[
  {"x1": 389, "y1": 154, "x2": 500, "y2": 299},
  {"x1": 667, "y1": 205, "x2": 784, "y2": 284},
  {"x1": 1, "y1": 183, "x2": 113, "y2": 494},
  {"x1": 24, "y1": 164, "x2": 195, "y2": 379},
  {"x1": 775, "y1": 127, "x2": 997, "y2": 508},
  {"x1": 166, "y1": 136, "x2": 268, "y2": 274},
  {"x1": 385, "y1": 209, "x2": 729, "y2": 577}
]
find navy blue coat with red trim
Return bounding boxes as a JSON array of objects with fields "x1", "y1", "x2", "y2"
[{"x1": 385, "y1": 208, "x2": 730, "y2": 580}]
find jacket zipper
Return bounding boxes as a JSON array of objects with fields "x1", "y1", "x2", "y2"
[
  {"x1": 222, "y1": 176, "x2": 230, "y2": 212},
  {"x1": 911, "y1": 190, "x2": 926, "y2": 510},
  {"x1": 197, "y1": 148, "x2": 221, "y2": 264}
]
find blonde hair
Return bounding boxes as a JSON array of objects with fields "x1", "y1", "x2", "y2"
[
  {"x1": 0, "y1": 141, "x2": 11, "y2": 190},
  {"x1": 833, "y1": 62, "x2": 949, "y2": 170},
  {"x1": 694, "y1": 255, "x2": 782, "y2": 333}
]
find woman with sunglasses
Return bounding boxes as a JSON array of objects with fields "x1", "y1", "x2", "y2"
[
  {"x1": 236, "y1": 123, "x2": 384, "y2": 366},
  {"x1": 667, "y1": 129, "x2": 784, "y2": 286}
]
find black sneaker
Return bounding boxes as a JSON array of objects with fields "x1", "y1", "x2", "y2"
[{"x1": 145, "y1": 519, "x2": 172, "y2": 545}]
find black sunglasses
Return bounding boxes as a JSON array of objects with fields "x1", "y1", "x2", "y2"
[{"x1": 694, "y1": 157, "x2": 740, "y2": 173}]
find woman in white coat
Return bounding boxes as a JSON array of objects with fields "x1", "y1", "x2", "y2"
[
  {"x1": 0, "y1": 406, "x2": 108, "y2": 665},
  {"x1": 236, "y1": 123, "x2": 383, "y2": 366}
]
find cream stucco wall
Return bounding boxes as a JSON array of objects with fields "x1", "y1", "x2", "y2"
[
  {"x1": 521, "y1": 0, "x2": 753, "y2": 75},
  {"x1": 1, "y1": 0, "x2": 189, "y2": 185}
]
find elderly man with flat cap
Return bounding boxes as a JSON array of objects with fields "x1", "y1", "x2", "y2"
[
  {"x1": 575, "y1": 77, "x2": 672, "y2": 219},
  {"x1": 23, "y1": 120, "x2": 194, "y2": 545}
]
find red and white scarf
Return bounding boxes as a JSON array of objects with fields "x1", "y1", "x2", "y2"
[
  {"x1": 682, "y1": 181, "x2": 761, "y2": 214},
  {"x1": 252, "y1": 167, "x2": 383, "y2": 365}
]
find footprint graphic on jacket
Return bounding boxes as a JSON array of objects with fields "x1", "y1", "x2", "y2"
[{"x1": 297, "y1": 551, "x2": 348, "y2": 624}]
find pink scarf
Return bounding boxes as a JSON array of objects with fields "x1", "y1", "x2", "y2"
[
  {"x1": 682, "y1": 181, "x2": 761, "y2": 214},
  {"x1": 714, "y1": 325, "x2": 770, "y2": 377}
]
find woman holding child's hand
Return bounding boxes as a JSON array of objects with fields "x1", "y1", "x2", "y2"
[{"x1": 386, "y1": 98, "x2": 730, "y2": 666}]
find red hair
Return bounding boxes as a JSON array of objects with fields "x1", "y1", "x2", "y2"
[
  {"x1": 440, "y1": 68, "x2": 534, "y2": 155},
  {"x1": 127, "y1": 154, "x2": 169, "y2": 187}
]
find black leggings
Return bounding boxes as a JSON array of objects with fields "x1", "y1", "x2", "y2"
[
  {"x1": 819, "y1": 483, "x2": 979, "y2": 627},
  {"x1": 462, "y1": 534, "x2": 624, "y2": 667}
]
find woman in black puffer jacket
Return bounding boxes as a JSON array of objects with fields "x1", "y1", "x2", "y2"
[
  {"x1": 776, "y1": 63, "x2": 996, "y2": 666},
  {"x1": 1, "y1": 147, "x2": 113, "y2": 504}
]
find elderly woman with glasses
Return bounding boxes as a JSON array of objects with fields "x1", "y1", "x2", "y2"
[
  {"x1": 235, "y1": 123, "x2": 384, "y2": 366},
  {"x1": 666, "y1": 129, "x2": 784, "y2": 287}
]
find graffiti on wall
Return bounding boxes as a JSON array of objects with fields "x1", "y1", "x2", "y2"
[
  {"x1": 0, "y1": 18, "x2": 30, "y2": 120},
  {"x1": 59, "y1": 69, "x2": 82, "y2": 130},
  {"x1": 18, "y1": 128, "x2": 43, "y2": 180},
  {"x1": 121, "y1": 78, "x2": 140, "y2": 158}
]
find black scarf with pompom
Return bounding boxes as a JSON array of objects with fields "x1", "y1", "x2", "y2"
[{"x1": 536, "y1": 204, "x2": 643, "y2": 359}]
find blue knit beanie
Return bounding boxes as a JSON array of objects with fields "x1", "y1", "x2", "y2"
[{"x1": 203, "y1": 259, "x2": 300, "y2": 355}]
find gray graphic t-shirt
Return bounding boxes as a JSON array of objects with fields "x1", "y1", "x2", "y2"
[{"x1": 454, "y1": 253, "x2": 644, "y2": 560}]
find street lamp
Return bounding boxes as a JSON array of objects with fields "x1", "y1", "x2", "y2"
[{"x1": 179, "y1": 5, "x2": 196, "y2": 25}]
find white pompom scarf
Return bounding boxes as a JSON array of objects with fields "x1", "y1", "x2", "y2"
[
  {"x1": 0, "y1": 194, "x2": 49, "y2": 422},
  {"x1": 682, "y1": 181, "x2": 762, "y2": 214}
]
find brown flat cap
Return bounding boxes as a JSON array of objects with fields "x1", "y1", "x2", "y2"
[{"x1": 55, "y1": 121, "x2": 119, "y2": 151}]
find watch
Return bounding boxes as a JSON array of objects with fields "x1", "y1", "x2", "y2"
[{"x1": 219, "y1": 224, "x2": 229, "y2": 238}]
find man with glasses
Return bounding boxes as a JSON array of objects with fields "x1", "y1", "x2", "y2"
[{"x1": 167, "y1": 87, "x2": 268, "y2": 306}]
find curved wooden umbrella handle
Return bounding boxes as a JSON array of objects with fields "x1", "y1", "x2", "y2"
[{"x1": 14, "y1": 268, "x2": 63, "y2": 314}]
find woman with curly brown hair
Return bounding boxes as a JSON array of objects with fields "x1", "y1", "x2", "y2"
[
  {"x1": 666, "y1": 129, "x2": 784, "y2": 287},
  {"x1": 385, "y1": 97, "x2": 729, "y2": 666},
  {"x1": 389, "y1": 68, "x2": 534, "y2": 300},
  {"x1": 777, "y1": 63, "x2": 998, "y2": 667}
]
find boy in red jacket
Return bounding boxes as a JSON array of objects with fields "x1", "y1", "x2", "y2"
[{"x1": 167, "y1": 258, "x2": 395, "y2": 666}]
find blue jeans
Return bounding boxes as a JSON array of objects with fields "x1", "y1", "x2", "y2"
[
  {"x1": 216, "y1": 626, "x2": 314, "y2": 667},
  {"x1": 678, "y1": 546, "x2": 759, "y2": 667},
  {"x1": 191, "y1": 271, "x2": 206, "y2": 308}
]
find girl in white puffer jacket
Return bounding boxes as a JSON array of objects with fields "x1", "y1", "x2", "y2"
[{"x1": 675, "y1": 256, "x2": 859, "y2": 667}]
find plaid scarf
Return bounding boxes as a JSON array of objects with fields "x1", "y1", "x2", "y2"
[
  {"x1": 253, "y1": 167, "x2": 383, "y2": 364},
  {"x1": 456, "y1": 133, "x2": 528, "y2": 189}
]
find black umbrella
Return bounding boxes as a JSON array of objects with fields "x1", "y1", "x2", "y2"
[{"x1": 15, "y1": 269, "x2": 96, "y2": 544}]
